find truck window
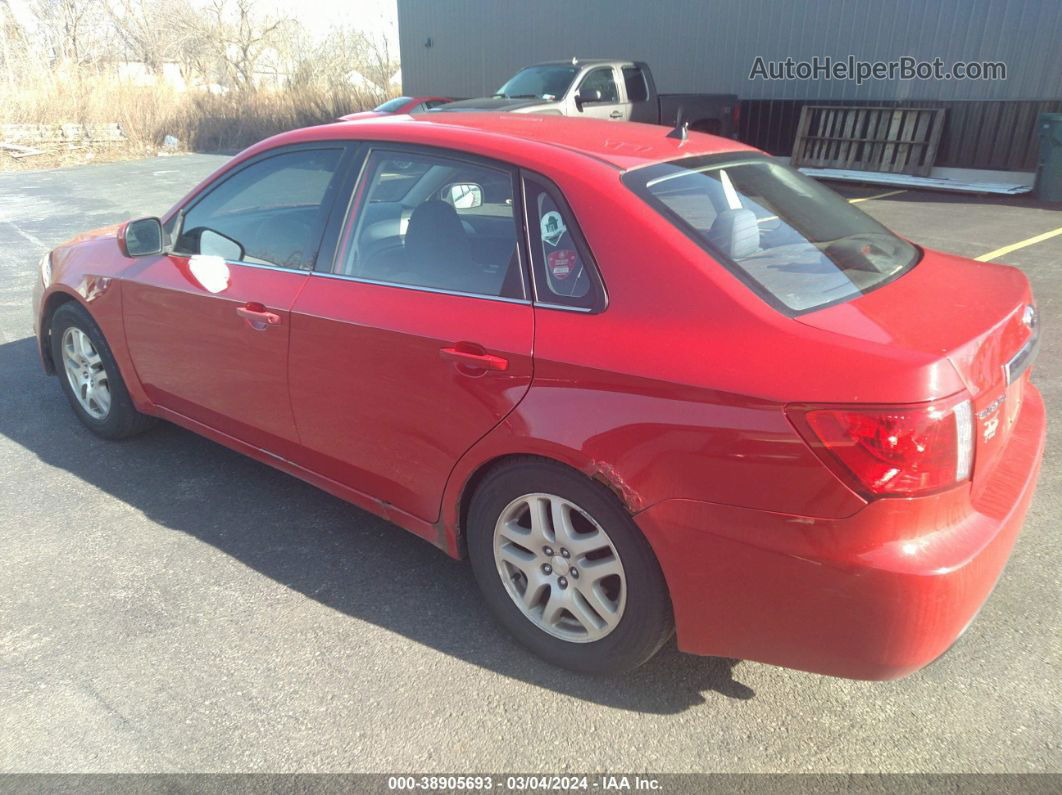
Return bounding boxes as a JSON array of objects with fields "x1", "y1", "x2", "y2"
[
  {"x1": 622, "y1": 67, "x2": 649, "y2": 102},
  {"x1": 496, "y1": 65, "x2": 578, "y2": 101},
  {"x1": 578, "y1": 68, "x2": 619, "y2": 103}
]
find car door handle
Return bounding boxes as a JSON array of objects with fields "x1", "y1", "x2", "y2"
[
  {"x1": 236, "y1": 303, "x2": 281, "y2": 328},
  {"x1": 440, "y1": 345, "x2": 509, "y2": 371},
  {"x1": 609, "y1": 111, "x2": 623, "y2": 119}
]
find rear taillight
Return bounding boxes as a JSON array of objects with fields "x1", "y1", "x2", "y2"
[{"x1": 787, "y1": 395, "x2": 974, "y2": 498}]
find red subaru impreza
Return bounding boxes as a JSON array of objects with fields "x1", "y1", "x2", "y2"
[{"x1": 32, "y1": 114, "x2": 1044, "y2": 679}]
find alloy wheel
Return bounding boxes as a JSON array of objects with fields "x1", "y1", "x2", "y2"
[
  {"x1": 493, "y1": 492, "x2": 627, "y2": 643},
  {"x1": 61, "y1": 327, "x2": 111, "y2": 420}
]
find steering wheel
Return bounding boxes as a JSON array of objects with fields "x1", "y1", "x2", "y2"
[{"x1": 250, "y1": 215, "x2": 316, "y2": 268}]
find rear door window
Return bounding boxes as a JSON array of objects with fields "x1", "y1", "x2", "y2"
[
  {"x1": 336, "y1": 149, "x2": 525, "y2": 299},
  {"x1": 622, "y1": 67, "x2": 649, "y2": 102}
]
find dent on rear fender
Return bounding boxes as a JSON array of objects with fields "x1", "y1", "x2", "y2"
[{"x1": 588, "y1": 460, "x2": 646, "y2": 513}]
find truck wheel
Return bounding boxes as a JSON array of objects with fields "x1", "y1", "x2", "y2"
[{"x1": 467, "y1": 458, "x2": 673, "y2": 674}]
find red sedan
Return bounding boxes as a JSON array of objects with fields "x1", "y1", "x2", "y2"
[
  {"x1": 32, "y1": 114, "x2": 1045, "y2": 678},
  {"x1": 339, "y1": 95, "x2": 454, "y2": 121}
]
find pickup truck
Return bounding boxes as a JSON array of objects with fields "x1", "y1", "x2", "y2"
[{"x1": 440, "y1": 59, "x2": 738, "y2": 136}]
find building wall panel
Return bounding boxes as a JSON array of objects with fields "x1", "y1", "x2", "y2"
[{"x1": 398, "y1": 0, "x2": 1062, "y2": 170}]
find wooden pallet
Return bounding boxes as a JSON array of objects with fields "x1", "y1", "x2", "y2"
[
  {"x1": 790, "y1": 106, "x2": 945, "y2": 177},
  {"x1": 0, "y1": 122, "x2": 126, "y2": 157}
]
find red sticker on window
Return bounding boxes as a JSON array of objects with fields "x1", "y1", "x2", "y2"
[{"x1": 547, "y1": 249, "x2": 577, "y2": 280}]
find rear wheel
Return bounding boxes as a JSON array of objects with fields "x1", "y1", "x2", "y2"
[
  {"x1": 467, "y1": 459, "x2": 673, "y2": 674},
  {"x1": 50, "y1": 302, "x2": 156, "y2": 440}
]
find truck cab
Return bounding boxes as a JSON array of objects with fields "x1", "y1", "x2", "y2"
[{"x1": 441, "y1": 59, "x2": 738, "y2": 137}]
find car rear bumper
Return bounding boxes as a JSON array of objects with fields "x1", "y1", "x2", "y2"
[{"x1": 635, "y1": 382, "x2": 1046, "y2": 680}]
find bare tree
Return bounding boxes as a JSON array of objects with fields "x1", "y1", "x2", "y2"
[
  {"x1": 0, "y1": 0, "x2": 31, "y2": 87},
  {"x1": 352, "y1": 31, "x2": 398, "y2": 94},
  {"x1": 105, "y1": 0, "x2": 193, "y2": 73},
  {"x1": 33, "y1": 0, "x2": 109, "y2": 65},
  {"x1": 205, "y1": 0, "x2": 295, "y2": 89},
  {"x1": 290, "y1": 25, "x2": 397, "y2": 105}
]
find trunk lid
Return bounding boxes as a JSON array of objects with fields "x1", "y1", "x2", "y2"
[{"x1": 796, "y1": 248, "x2": 1037, "y2": 484}]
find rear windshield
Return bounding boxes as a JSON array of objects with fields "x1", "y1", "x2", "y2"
[
  {"x1": 623, "y1": 154, "x2": 920, "y2": 313},
  {"x1": 375, "y1": 96, "x2": 411, "y2": 112}
]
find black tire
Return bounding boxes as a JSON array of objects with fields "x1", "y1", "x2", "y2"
[
  {"x1": 49, "y1": 301, "x2": 156, "y2": 440},
  {"x1": 467, "y1": 458, "x2": 673, "y2": 675}
]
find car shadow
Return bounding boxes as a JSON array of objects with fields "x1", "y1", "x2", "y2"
[{"x1": 0, "y1": 335, "x2": 756, "y2": 714}]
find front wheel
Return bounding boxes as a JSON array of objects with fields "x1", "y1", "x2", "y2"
[
  {"x1": 49, "y1": 301, "x2": 156, "y2": 440},
  {"x1": 467, "y1": 459, "x2": 673, "y2": 674}
]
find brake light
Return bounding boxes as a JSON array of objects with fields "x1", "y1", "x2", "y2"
[{"x1": 787, "y1": 395, "x2": 974, "y2": 498}]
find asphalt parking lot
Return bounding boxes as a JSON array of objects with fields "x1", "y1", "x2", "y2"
[{"x1": 0, "y1": 154, "x2": 1059, "y2": 774}]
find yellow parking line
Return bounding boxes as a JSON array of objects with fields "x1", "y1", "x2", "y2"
[
  {"x1": 848, "y1": 189, "x2": 907, "y2": 204},
  {"x1": 975, "y1": 226, "x2": 1062, "y2": 262}
]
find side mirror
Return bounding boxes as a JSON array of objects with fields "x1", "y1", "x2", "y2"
[
  {"x1": 199, "y1": 228, "x2": 245, "y2": 262},
  {"x1": 446, "y1": 182, "x2": 483, "y2": 209},
  {"x1": 575, "y1": 88, "x2": 603, "y2": 111},
  {"x1": 118, "y1": 217, "x2": 163, "y2": 257}
]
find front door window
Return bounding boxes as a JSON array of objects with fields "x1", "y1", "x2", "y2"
[{"x1": 174, "y1": 148, "x2": 344, "y2": 270}]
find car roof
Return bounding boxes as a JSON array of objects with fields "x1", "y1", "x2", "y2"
[{"x1": 322, "y1": 112, "x2": 755, "y2": 171}]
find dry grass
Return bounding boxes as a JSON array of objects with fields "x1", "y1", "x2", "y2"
[
  {"x1": 168, "y1": 84, "x2": 376, "y2": 152},
  {"x1": 0, "y1": 68, "x2": 386, "y2": 169}
]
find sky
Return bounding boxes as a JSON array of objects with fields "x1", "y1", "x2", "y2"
[
  {"x1": 7, "y1": 0, "x2": 399, "y2": 47},
  {"x1": 269, "y1": 0, "x2": 397, "y2": 45}
]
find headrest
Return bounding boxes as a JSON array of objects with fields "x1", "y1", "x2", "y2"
[
  {"x1": 707, "y1": 208, "x2": 760, "y2": 260},
  {"x1": 405, "y1": 200, "x2": 468, "y2": 260}
]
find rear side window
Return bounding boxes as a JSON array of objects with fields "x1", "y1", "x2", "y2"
[
  {"x1": 623, "y1": 154, "x2": 920, "y2": 314},
  {"x1": 523, "y1": 174, "x2": 604, "y2": 311},
  {"x1": 622, "y1": 67, "x2": 649, "y2": 102}
]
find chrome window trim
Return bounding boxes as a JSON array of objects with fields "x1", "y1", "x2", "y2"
[
  {"x1": 533, "y1": 301, "x2": 595, "y2": 313},
  {"x1": 519, "y1": 173, "x2": 539, "y2": 303},
  {"x1": 171, "y1": 254, "x2": 310, "y2": 276},
  {"x1": 309, "y1": 270, "x2": 533, "y2": 305}
]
